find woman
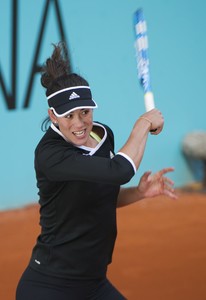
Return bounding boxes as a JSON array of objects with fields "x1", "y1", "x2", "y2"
[{"x1": 16, "y1": 42, "x2": 177, "y2": 300}]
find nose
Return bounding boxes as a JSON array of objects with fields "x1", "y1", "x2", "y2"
[{"x1": 73, "y1": 114, "x2": 84, "y2": 128}]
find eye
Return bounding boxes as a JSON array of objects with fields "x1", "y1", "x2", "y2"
[
  {"x1": 65, "y1": 113, "x2": 73, "y2": 119},
  {"x1": 82, "y1": 109, "x2": 90, "y2": 115}
]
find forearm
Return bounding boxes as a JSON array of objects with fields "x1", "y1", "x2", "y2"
[
  {"x1": 117, "y1": 186, "x2": 145, "y2": 208},
  {"x1": 118, "y1": 109, "x2": 164, "y2": 171},
  {"x1": 118, "y1": 118, "x2": 150, "y2": 170}
]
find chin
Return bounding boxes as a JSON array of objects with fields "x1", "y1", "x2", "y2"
[{"x1": 73, "y1": 137, "x2": 89, "y2": 147}]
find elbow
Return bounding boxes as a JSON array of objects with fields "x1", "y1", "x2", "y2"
[{"x1": 110, "y1": 155, "x2": 136, "y2": 185}]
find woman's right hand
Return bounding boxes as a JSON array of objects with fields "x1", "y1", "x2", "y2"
[{"x1": 139, "y1": 108, "x2": 164, "y2": 135}]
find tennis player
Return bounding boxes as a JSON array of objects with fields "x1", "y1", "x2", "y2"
[{"x1": 16, "y1": 42, "x2": 177, "y2": 300}]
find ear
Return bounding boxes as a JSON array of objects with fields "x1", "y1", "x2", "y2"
[{"x1": 48, "y1": 109, "x2": 58, "y2": 124}]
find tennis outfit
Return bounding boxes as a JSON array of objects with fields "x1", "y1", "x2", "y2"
[{"x1": 16, "y1": 122, "x2": 136, "y2": 300}]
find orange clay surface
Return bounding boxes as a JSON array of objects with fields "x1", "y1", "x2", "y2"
[{"x1": 1, "y1": 191, "x2": 206, "y2": 300}]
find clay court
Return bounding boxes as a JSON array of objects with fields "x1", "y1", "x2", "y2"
[{"x1": 1, "y1": 190, "x2": 206, "y2": 300}]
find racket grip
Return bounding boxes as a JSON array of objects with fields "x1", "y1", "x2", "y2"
[{"x1": 144, "y1": 91, "x2": 155, "y2": 112}]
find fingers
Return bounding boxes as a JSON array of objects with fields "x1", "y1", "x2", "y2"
[
  {"x1": 150, "y1": 126, "x2": 163, "y2": 135},
  {"x1": 153, "y1": 167, "x2": 177, "y2": 199},
  {"x1": 158, "y1": 167, "x2": 175, "y2": 176},
  {"x1": 139, "y1": 109, "x2": 164, "y2": 136},
  {"x1": 141, "y1": 171, "x2": 152, "y2": 181},
  {"x1": 143, "y1": 109, "x2": 164, "y2": 133},
  {"x1": 163, "y1": 186, "x2": 178, "y2": 199},
  {"x1": 144, "y1": 168, "x2": 175, "y2": 183},
  {"x1": 162, "y1": 175, "x2": 178, "y2": 199},
  {"x1": 164, "y1": 176, "x2": 174, "y2": 186}
]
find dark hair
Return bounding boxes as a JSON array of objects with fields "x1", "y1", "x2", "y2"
[
  {"x1": 41, "y1": 42, "x2": 89, "y2": 131},
  {"x1": 41, "y1": 116, "x2": 51, "y2": 132}
]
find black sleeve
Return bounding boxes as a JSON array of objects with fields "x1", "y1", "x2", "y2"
[{"x1": 35, "y1": 144, "x2": 135, "y2": 185}]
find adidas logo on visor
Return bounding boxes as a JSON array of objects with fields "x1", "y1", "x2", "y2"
[{"x1": 69, "y1": 92, "x2": 80, "y2": 100}]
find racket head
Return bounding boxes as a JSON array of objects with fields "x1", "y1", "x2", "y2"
[
  {"x1": 134, "y1": 8, "x2": 151, "y2": 93},
  {"x1": 134, "y1": 9, "x2": 155, "y2": 111}
]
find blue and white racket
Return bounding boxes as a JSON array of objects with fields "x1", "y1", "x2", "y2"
[{"x1": 134, "y1": 8, "x2": 155, "y2": 112}]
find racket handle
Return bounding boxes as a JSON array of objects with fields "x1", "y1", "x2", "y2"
[
  {"x1": 144, "y1": 92, "x2": 157, "y2": 132},
  {"x1": 144, "y1": 91, "x2": 155, "y2": 111}
]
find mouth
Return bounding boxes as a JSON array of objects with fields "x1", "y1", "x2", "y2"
[{"x1": 73, "y1": 129, "x2": 86, "y2": 138}]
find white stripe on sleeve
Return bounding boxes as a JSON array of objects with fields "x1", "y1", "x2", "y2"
[{"x1": 116, "y1": 152, "x2": 136, "y2": 174}]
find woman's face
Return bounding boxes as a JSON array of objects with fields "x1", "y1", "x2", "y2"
[{"x1": 49, "y1": 108, "x2": 94, "y2": 147}]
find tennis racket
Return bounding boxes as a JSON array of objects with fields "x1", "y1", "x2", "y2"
[{"x1": 134, "y1": 8, "x2": 155, "y2": 112}]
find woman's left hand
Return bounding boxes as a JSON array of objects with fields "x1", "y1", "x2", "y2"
[{"x1": 137, "y1": 167, "x2": 178, "y2": 199}]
